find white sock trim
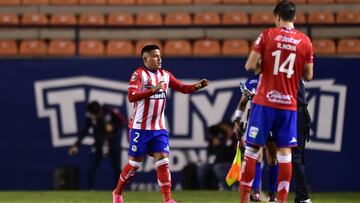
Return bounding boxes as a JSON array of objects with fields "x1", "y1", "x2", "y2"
[
  {"x1": 245, "y1": 146, "x2": 260, "y2": 160},
  {"x1": 277, "y1": 153, "x2": 292, "y2": 163},
  {"x1": 129, "y1": 160, "x2": 142, "y2": 168},
  {"x1": 156, "y1": 158, "x2": 169, "y2": 167}
]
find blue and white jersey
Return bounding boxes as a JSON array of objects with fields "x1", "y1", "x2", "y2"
[{"x1": 244, "y1": 74, "x2": 259, "y2": 95}]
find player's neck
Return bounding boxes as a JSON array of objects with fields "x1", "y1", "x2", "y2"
[{"x1": 278, "y1": 21, "x2": 294, "y2": 29}]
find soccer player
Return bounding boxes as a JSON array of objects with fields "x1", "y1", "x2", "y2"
[
  {"x1": 112, "y1": 44, "x2": 209, "y2": 203},
  {"x1": 239, "y1": 1, "x2": 313, "y2": 203},
  {"x1": 233, "y1": 74, "x2": 278, "y2": 202}
]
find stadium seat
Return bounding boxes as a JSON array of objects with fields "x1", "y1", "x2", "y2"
[
  {"x1": 295, "y1": 11, "x2": 306, "y2": 24},
  {"x1": 136, "y1": 12, "x2": 163, "y2": 26},
  {"x1": 79, "y1": 0, "x2": 106, "y2": 5},
  {"x1": 0, "y1": 0, "x2": 21, "y2": 6},
  {"x1": 137, "y1": 0, "x2": 163, "y2": 5},
  {"x1": 0, "y1": 40, "x2": 17, "y2": 56},
  {"x1": 308, "y1": 11, "x2": 335, "y2": 24},
  {"x1": 79, "y1": 12, "x2": 105, "y2": 26},
  {"x1": 106, "y1": 40, "x2": 134, "y2": 56},
  {"x1": 250, "y1": 11, "x2": 274, "y2": 25},
  {"x1": 50, "y1": 0, "x2": 78, "y2": 5},
  {"x1": 48, "y1": 40, "x2": 75, "y2": 56},
  {"x1": 222, "y1": 12, "x2": 249, "y2": 25},
  {"x1": 337, "y1": 0, "x2": 360, "y2": 3},
  {"x1": 336, "y1": 11, "x2": 360, "y2": 24},
  {"x1": 22, "y1": 0, "x2": 48, "y2": 5},
  {"x1": 21, "y1": 13, "x2": 48, "y2": 26},
  {"x1": 222, "y1": 0, "x2": 250, "y2": 4},
  {"x1": 165, "y1": 0, "x2": 192, "y2": 4},
  {"x1": 50, "y1": 13, "x2": 77, "y2": 26},
  {"x1": 107, "y1": 13, "x2": 134, "y2": 26},
  {"x1": 194, "y1": 0, "x2": 220, "y2": 4},
  {"x1": 194, "y1": 12, "x2": 221, "y2": 25},
  {"x1": 0, "y1": 13, "x2": 19, "y2": 25},
  {"x1": 337, "y1": 39, "x2": 360, "y2": 55},
  {"x1": 164, "y1": 40, "x2": 192, "y2": 56},
  {"x1": 19, "y1": 40, "x2": 47, "y2": 56},
  {"x1": 193, "y1": 39, "x2": 221, "y2": 56},
  {"x1": 164, "y1": 12, "x2": 192, "y2": 25},
  {"x1": 108, "y1": 0, "x2": 135, "y2": 4},
  {"x1": 251, "y1": 0, "x2": 276, "y2": 4},
  {"x1": 289, "y1": 0, "x2": 306, "y2": 3},
  {"x1": 307, "y1": 0, "x2": 335, "y2": 4},
  {"x1": 135, "y1": 39, "x2": 162, "y2": 56},
  {"x1": 222, "y1": 39, "x2": 249, "y2": 56},
  {"x1": 312, "y1": 39, "x2": 336, "y2": 55},
  {"x1": 79, "y1": 40, "x2": 104, "y2": 56}
]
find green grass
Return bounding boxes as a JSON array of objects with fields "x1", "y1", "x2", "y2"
[{"x1": 0, "y1": 191, "x2": 360, "y2": 203}]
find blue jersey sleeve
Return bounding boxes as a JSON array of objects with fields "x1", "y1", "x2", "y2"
[{"x1": 244, "y1": 75, "x2": 259, "y2": 93}]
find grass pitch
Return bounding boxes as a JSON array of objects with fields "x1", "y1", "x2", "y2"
[{"x1": 0, "y1": 191, "x2": 359, "y2": 203}]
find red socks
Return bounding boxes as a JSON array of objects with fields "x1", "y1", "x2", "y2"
[
  {"x1": 277, "y1": 153, "x2": 292, "y2": 202},
  {"x1": 240, "y1": 146, "x2": 260, "y2": 203},
  {"x1": 156, "y1": 158, "x2": 172, "y2": 202},
  {"x1": 114, "y1": 160, "x2": 140, "y2": 194}
]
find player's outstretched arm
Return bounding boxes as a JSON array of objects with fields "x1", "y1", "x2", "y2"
[{"x1": 245, "y1": 51, "x2": 261, "y2": 72}]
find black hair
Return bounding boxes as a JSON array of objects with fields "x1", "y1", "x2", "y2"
[
  {"x1": 140, "y1": 44, "x2": 160, "y2": 57},
  {"x1": 87, "y1": 101, "x2": 101, "y2": 115},
  {"x1": 273, "y1": 0, "x2": 296, "y2": 22}
]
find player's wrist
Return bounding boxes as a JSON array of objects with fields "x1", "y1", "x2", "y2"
[{"x1": 234, "y1": 110, "x2": 244, "y2": 120}]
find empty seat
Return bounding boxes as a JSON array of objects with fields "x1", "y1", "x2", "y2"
[
  {"x1": 222, "y1": 0, "x2": 250, "y2": 4},
  {"x1": 337, "y1": 39, "x2": 360, "y2": 55},
  {"x1": 165, "y1": 0, "x2": 192, "y2": 4},
  {"x1": 79, "y1": 12, "x2": 105, "y2": 26},
  {"x1": 21, "y1": 13, "x2": 48, "y2": 25},
  {"x1": 79, "y1": 0, "x2": 106, "y2": 5},
  {"x1": 137, "y1": 0, "x2": 163, "y2": 4},
  {"x1": 308, "y1": 0, "x2": 335, "y2": 4},
  {"x1": 108, "y1": 0, "x2": 135, "y2": 4},
  {"x1": 135, "y1": 39, "x2": 162, "y2": 56},
  {"x1": 251, "y1": 0, "x2": 276, "y2": 4},
  {"x1": 290, "y1": 0, "x2": 306, "y2": 3},
  {"x1": 295, "y1": 11, "x2": 306, "y2": 24},
  {"x1": 194, "y1": 0, "x2": 220, "y2": 4},
  {"x1": 222, "y1": 39, "x2": 249, "y2": 56},
  {"x1": 0, "y1": 0, "x2": 21, "y2": 6},
  {"x1": 194, "y1": 12, "x2": 221, "y2": 25},
  {"x1": 0, "y1": 13, "x2": 19, "y2": 25},
  {"x1": 106, "y1": 40, "x2": 134, "y2": 56},
  {"x1": 312, "y1": 39, "x2": 336, "y2": 55},
  {"x1": 107, "y1": 13, "x2": 134, "y2": 26},
  {"x1": 337, "y1": 0, "x2": 360, "y2": 3},
  {"x1": 136, "y1": 12, "x2": 162, "y2": 26},
  {"x1": 222, "y1": 12, "x2": 248, "y2": 25},
  {"x1": 193, "y1": 39, "x2": 221, "y2": 56},
  {"x1": 79, "y1": 40, "x2": 104, "y2": 56},
  {"x1": 19, "y1": 40, "x2": 47, "y2": 56},
  {"x1": 22, "y1": 0, "x2": 48, "y2": 4},
  {"x1": 308, "y1": 11, "x2": 335, "y2": 24},
  {"x1": 250, "y1": 11, "x2": 274, "y2": 25},
  {"x1": 164, "y1": 12, "x2": 191, "y2": 25},
  {"x1": 0, "y1": 40, "x2": 17, "y2": 56},
  {"x1": 336, "y1": 11, "x2": 360, "y2": 24},
  {"x1": 48, "y1": 40, "x2": 76, "y2": 56},
  {"x1": 164, "y1": 40, "x2": 192, "y2": 56},
  {"x1": 50, "y1": 13, "x2": 77, "y2": 26},
  {"x1": 50, "y1": 0, "x2": 78, "y2": 5}
]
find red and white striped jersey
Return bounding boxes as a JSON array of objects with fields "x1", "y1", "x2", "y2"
[{"x1": 128, "y1": 67, "x2": 197, "y2": 130}]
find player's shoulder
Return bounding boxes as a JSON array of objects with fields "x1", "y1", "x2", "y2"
[{"x1": 294, "y1": 29, "x2": 312, "y2": 43}]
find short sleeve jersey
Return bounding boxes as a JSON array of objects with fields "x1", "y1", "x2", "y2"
[{"x1": 252, "y1": 27, "x2": 313, "y2": 111}]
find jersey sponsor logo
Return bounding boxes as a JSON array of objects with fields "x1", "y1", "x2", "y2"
[
  {"x1": 128, "y1": 84, "x2": 139, "y2": 89},
  {"x1": 274, "y1": 35, "x2": 302, "y2": 45},
  {"x1": 149, "y1": 92, "x2": 166, "y2": 99},
  {"x1": 266, "y1": 90, "x2": 293, "y2": 105}
]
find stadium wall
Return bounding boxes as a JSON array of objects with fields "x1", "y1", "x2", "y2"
[{"x1": 0, "y1": 57, "x2": 358, "y2": 191}]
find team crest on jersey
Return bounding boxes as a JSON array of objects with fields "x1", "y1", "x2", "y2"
[
  {"x1": 150, "y1": 92, "x2": 166, "y2": 99},
  {"x1": 131, "y1": 145, "x2": 137, "y2": 152}
]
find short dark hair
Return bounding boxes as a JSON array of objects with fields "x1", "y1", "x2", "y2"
[
  {"x1": 87, "y1": 101, "x2": 101, "y2": 115},
  {"x1": 141, "y1": 44, "x2": 160, "y2": 57},
  {"x1": 273, "y1": 0, "x2": 296, "y2": 22}
]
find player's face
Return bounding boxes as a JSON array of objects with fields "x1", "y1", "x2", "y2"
[{"x1": 144, "y1": 49, "x2": 162, "y2": 71}]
